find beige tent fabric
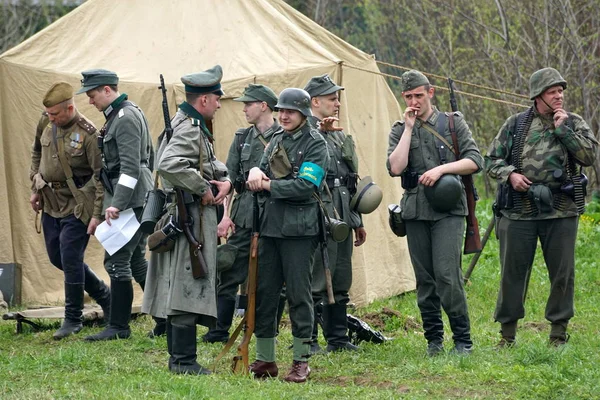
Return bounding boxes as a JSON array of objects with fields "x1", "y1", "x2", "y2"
[{"x1": 0, "y1": 0, "x2": 414, "y2": 306}]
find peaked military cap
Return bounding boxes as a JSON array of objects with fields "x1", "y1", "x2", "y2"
[
  {"x1": 76, "y1": 69, "x2": 119, "y2": 94},
  {"x1": 304, "y1": 74, "x2": 344, "y2": 98},
  {"x1": 181, "y1": 65, "x2": 224, "y2": 96},
  {"x1": 43, "y1": 82, "x2": 74, "y2": 107},
  {"x1": 233, "y1": 84, "x2": 278, "y2": 110},
  {"x1": 401, "y1": 70, "x2": 430, "y2": 92}
]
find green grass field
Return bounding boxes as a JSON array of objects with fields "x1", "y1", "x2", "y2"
[{"x1": 2, "y1": 201, "x2": 600, "y2": 399}]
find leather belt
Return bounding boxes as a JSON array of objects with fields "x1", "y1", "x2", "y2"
[
  {"x1": 326, "y1": 176, "x2": 348, "y2": 189},
  {"x1": 49, "y1": 181, "x2": 68, "y2": 189}
]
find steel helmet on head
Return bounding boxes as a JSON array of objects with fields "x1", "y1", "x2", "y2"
[
  {"x1": 275, "y1": 88, "x2": 312, "y2": 117},
  {"x1": 424, "y1": 174, "x2": 463, "y2": 212},
  {"x1": 529, "y1": 68, "x2": 567, "y2": 100}
]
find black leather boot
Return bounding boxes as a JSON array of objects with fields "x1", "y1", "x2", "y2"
[
  {"x1": 53, "y1": 283, "x2": 85, "y2": 340},
  {"x1": 422, "y1": 311, "x2": 444, "y2": 356},
  {"x1": 323, "y1": 304, "x2": 359, "y2": 352},
  {"x1": 170, "y1": 322, "x2": 211, "y2": 375},
  {"x1": 448, "y1": 314, "x2": 473, "y2": 354},
  {"x1": 202, "y1": 296, "x2": 236, "y2": 343},
  {"x1": 166, "y1": 317, "x2": 173, "y2": 369},
  {"x1": 84, "y1": 266, "x2": 110, "y2": 322},
  {"x1": 84, "y1": 280, "x2": 132, "y2": 341}
]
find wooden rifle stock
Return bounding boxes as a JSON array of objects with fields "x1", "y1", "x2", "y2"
[
  {"x1": 232, "y1": 194, "x2": 259, "y2": 374},
  {"x1": 318, "y1": 201, "x2": 335, "y2": 305},
  {"x1": 175, "y1": 188, "x2": 208, "y2": 279},
  {"x1": 447, "y1": 78, "x2": 482, "y2": 255}
]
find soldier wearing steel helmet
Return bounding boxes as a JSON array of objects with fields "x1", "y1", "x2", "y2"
[
  {"x1": 387, "y1": 70, "x2": 483, "y2": 356},
  {"x1": 486, "y1": 67, "x2": 598, "y2": 347},
  {"x1": 246, "y1": 88, "x2": 329, "y2": 383}
]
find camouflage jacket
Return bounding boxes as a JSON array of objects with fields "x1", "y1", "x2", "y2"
[{"x1": 485, "y1": 107, "x2": 598, "y2": 219}]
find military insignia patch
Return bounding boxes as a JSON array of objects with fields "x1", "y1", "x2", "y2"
[{"x1": 70, "y1": 132, "x2": 83, "y2": 149}]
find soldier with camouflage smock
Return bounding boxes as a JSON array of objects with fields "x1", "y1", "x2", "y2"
[
  {"x1": 29, "y1": 82, "x2": 110, "y2": 340},
  {"x1": 142, "y1": 65, "x2": 232, "y2": 375},
  {"x1": 77, "y1": 69, "x2": 157, "y2": 341},
  {"x1": 387, "y1": 70, "x2": 483, "y2": 356},
  {"x1": 202, "y1": 84, "x2": 285, "y2": 344},
  {"x1": 303, "y1": 74, "x2": 367, "y2": 353},
  {"x1": 246, "y1": 88, "x2": 329, "y2": 383},
  {"x1": 486, "y1": 67, "x2": 598, "y2": 347}
]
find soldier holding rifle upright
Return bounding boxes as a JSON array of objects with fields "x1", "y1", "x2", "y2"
[
  {"x1": 486, "y1": 68, "x2": 598, "y2": 347},
  {"x1": 387, "y1": 70, "x2": 483, "y2": 356},
  {"x1": 143, "y1": 65, "x2": 231, "y2": 375}
]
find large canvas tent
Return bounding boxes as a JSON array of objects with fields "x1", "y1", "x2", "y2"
[{"x1": 0, "y1": 0, "x2": 414, "y2": 306}]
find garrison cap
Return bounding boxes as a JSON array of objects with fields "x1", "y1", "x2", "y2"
[
  {"x1": 76, "y1": 69, "x2": 119, "y2": 94},
  {"x1": 233, "y1": 84, "x2": 278, "y2": 110},
  {"x1": 401, "y1": 70, "x2": 430, "y2": 92},
  {"x1": 303, "y1": 74, "x2": 344, "y2": 98},
  {"x1": 43, "y1": 82, "x2": 74, "y2": 107},
  {"x1": 181, "y1": 65, "x2": 224, "y2": 96}
]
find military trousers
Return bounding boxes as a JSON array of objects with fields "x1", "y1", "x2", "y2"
[
  {"x1": 494, "y1": 216, "x2": 577, "y2": 325},
  {"x1": 217, "y1": 226, "x2": 251, "y2": 302},
  {"x1": 42, "y1": 213, "x2": 90, "y2": 284},
  {"x1": 311, "y1": 233, "x2": 353, "y2": 306},
  {"x1": 103, "y1": 207, "x2": 148, "y2": 282},
  {"x1": 405, "y1": 217, "x2": 469, "y2": 318},
  {"x1": 255, "y1": 236, "x2": 318, "y2": 340}
]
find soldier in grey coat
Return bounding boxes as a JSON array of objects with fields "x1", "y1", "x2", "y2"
[
  {"x1": 142, "y1": 65, "x2": 231, "y2": 375},
  {"x1": 77, "y1": 69, "x2": 156, "y2": 341}
]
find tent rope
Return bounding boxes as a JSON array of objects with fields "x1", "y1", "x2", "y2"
[
  {"x1": 375, "y1": 60, "x2": 530, "y2": 100},
  {"x1": 344, "y1": 63, "x2": 530, "y2": 109}
]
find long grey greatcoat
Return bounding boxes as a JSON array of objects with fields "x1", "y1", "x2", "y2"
[{"x1": 142, "y1": 109, "x2": 230, "y2": 325}]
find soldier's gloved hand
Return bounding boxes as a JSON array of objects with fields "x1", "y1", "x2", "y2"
[
  {"x1": 210, "y1": 180, "x2": 232, "y2": 205},
  {"x1": 30, "y1": 193, "x2": 41, "y2": 212},
  {"x1": 218, "y1": 216, "x2": 235, "y2": 238},
  {"x1": 104, "y1": 206, "x2": 120, "y2": 226},
  {"x1": 87, "y1": 217, "x2": 100, "y2": 235}
]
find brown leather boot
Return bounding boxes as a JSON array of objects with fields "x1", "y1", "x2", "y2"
[
  {"x1": 284, "y1": 361, "x2": 310, "y2": 383},
  {"x1": 249, "y1": 360, "x2": 278, "y2": 378}
]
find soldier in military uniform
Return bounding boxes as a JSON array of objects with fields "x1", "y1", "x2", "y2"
[
  {"x1": 246, "y1": 88, "x2": 328, "y2": 383},
  {"x1": 29, "y1": 82, "x2": 110, "y2": 340},
  {"x1": 202, "y1": 84, "x2": 285, "y2": 344},
  {"x1": 303, "y1": 74, "x2": 366, "y2": 353},
  {"x1": 486, "y1": 68, "x2": 598, "y2": 347},
  {"x1": 142, "y1": 65, "x2": 232, "y2": 375},
  {"x1": 387, "y1": 70, "x2": 483, "y2": 356},
  {"x1": 76, "y1": 70, "x2": 156, "y2": 341}
]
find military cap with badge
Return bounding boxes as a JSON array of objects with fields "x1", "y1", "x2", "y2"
[
  {"x1": 400, "y1": 70, "x2": 430, "y2": 92},
  {"x1": 181, "y1": 65, "x2": 225, "y2": 95},
  {"x1": 303, "y1": 74, "x2": 344, "y2": 98},
  {"x1": 234, "y1": 84, "x2": 278, "y2": 110},
  {"x1": 76, "y1": 69, "x2": 119, "y2": 94}
]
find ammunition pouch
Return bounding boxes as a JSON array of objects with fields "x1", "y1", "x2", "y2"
[
  {"x1": 494, "y1": 183, "x2": 514, "y2": 216},
  {"x1": 388, "y1": 204, "x2": 406, "y2": 237},
  {"x1": 560, "y1": 173, "x2": 588, "y2": 198},
  {"x1": 325, "y1": 217, "x2": 350, "y2": 243},
  {"x1": 401, "y1": 169, "x2": 419, "y2": 190},
  {"x1": 233, "y1": 175, "x2": 247, "y2": 194},
  {"x1": 140, "y1": 189, "x2": 167, "y2": 234},
  {"x1": 148, "y1": 214, "x2": 181, "y2": 253}
]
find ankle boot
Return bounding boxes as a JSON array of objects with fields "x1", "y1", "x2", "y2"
[
  {"x1": 83, "y1": 266, "x2": 110, "y2": 322},
  {"x1": 323, "y1": 304, "x2": 359, "y2": 352},
  {"x1": 170, "y1": 323, "x2": 211, "y2": 375},
  {"x1": 54, "y1": 283, "x2": 85, "y2": 340},
  {"x1": 202, "y1": 296, "x2": 236, "y2": 343},
  {"x1": 84, "y1": 280, "x2": 133, "y2": 341},
  {"x1": 448, "y1": 315, "x2": 473, "y2": 354},
  {"x1": 422, "y1": 311, "x2": 444, "y2": 356},
  {"x1": 148, "y1": 316, "x2": 167, "y2": 338}
]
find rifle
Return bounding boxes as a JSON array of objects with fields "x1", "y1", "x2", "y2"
[
  {"x1": 317, "y1": 201, "x2": 335, "y2": 305},
  {"x1": 447, "y1": 77, "x2": 482, "y2": 254},
  {"x1": 232, "y1": 193, "x2": 260, "y2": 374},
  {"x1": 464, "y1": 217, "x2": 495, "y2": 282},
  {"x1": 158, "y1": 74, "x2": 207, "y2": 279}
]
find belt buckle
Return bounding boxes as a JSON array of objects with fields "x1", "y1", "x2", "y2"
[
  {"x1": 51, "y1": 182, "x2": 62, "y2": 190},
  {"x1": 334, "y1": 178, "x2": 341, "y2": 188}
]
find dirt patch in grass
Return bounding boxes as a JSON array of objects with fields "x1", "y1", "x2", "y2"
[
  {"x1": 316, "y1": 373, "x2": 408, "y2": 392},
  {"x1": 523, "y1": 321, "x2": 546, "y2": 332},
  {"x1": 360, "y1": 308, "x2": 421, "y2": 332}
]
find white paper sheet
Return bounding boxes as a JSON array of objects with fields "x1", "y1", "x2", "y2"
[{"x1": 94, "y1": 208, "x2": 140, "y2": 256}]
